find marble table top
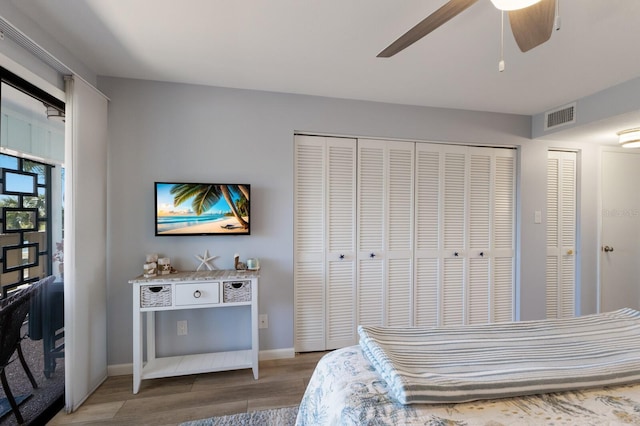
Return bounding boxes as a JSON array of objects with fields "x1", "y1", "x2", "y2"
[{"x1": 129, "y1": 269, "x2": 260, "y2": 283}]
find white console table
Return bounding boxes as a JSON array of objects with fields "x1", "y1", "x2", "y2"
[{"x1": 130, "y1": 270, "x2": 259, "y2": 394}]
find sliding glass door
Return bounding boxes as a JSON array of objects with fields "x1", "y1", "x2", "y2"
[{"x1": 0, "y1": 66, "x2": 65, "y2": 424}]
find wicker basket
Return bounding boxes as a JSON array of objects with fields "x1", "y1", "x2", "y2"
[
  {"x1": 223, "y1": 281, "x2": 251, "y2": 303},
  {"x1": 140, "y1": 285, "x2": 172, "y2": 308}
]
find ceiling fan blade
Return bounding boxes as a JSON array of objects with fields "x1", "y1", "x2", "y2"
[
  {"x1": 508, "y1": 0, "x2": 556, "y2": 52},
  {"x1": 377, "y1": 0, "x2": 479, "y2": 58}
]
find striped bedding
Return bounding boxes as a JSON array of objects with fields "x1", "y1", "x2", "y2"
[
  {"x1": 358, "y1": 308, "x2": 640, "y2": 404},
  {"x1": 296, "y1": 346, "x2": 640, "y2": 425}
]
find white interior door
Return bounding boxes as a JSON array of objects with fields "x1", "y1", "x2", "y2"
[
  {"x1": 546, "y1": 151, "x2": 577, "y2": 319},
  {"x1": 601, "y1": 150, "x2": 640, "y2": 312}
]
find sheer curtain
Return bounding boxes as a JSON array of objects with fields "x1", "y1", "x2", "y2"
[{"x1": 64, "y1": 75, "x2": 109, "y2": 412}]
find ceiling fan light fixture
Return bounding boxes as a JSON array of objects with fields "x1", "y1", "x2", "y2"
[
  {"x1": 490, "y1": 0, "x2": 541, "y2": 11},
  {"x1": 618, "y1": 128, "x2": 640, "y2": 148}
]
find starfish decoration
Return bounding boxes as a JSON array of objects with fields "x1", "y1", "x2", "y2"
[{"x1": 194, "y1": 249, "x2": 218, "y2": 271}]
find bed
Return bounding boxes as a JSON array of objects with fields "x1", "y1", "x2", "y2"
[{"x1": 296, "y1": 309, "x2": 640, "y2": 425}]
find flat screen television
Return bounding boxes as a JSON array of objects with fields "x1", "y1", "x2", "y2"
[{"x1": 155, "y1": 182, "x2": 250, "y2": 236}]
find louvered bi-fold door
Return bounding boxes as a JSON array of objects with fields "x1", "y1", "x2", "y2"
[
  {"x1": 325, "y1": 138, "x2": 357, "y2": 349},
  {"x1": 294, "y1": 136, "x2": 325, "y2": 351},
  {"x1": 414, "y1": 144, "x2": 442, "y2": 327},
  {"x1": 468, "y1": 149, "x2": 492, "y2": 324},
  {"x1": 442, "y1": 145, "x2": 467, "y2": 326},
  {"x1": 490, "y1": 148, "x2": 516, "y2": 322},
  {"x1": 357, "y1": 139, "x2": 414, "y2": 328},
  {"x1": 294, "y1": 135, "x2": 356, "y2": 351},
  {"x1": 414, "y1": 143, "x2": 515, "y2": 327},
  {"x1": 546, "y1": 151, "x2": 576, "y2": 318}
]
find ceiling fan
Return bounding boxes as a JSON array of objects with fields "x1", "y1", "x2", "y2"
[{"x1": 377, "y1": 0, "x2": 556, "y2": 58}]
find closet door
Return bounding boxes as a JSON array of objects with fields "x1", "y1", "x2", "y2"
[
  {"x1": 357, "y1": 139, "x2": 414, "y2": 328},
  {"x1": 414, "y1": 143, "x2": 515, "y2": 327},
  {"x1": 441, "y1": 146, "x2": 468, "y2": 325},
  {"x1": 546, "y1": 150, "x2": 576, "y2": 318},
  {"x1": 413, "y1": 144, "x2": 470, "y2": 326},
  {"x1": 294, "y1": 135, "x2": 356, "y2": 352},
  {"x1": 414, "y1": 144, "x2": 442, "y2": 327},
  {"x1": 294, "y1": 136, "x2": 326, "y2": 352},
  {"x1": 325, "y1": 138, "x2": 357, "y2": 349},
  {"x1": 467, "y1": 148, "x2": 492, "y2": 324},
  {"x1": 386, "y1": 142, "x2": 415, "y2": 326},
  {"x1": 491, "y1": 149, "x2": 516, "y2": 322}
]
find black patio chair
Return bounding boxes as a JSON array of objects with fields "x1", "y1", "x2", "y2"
[{"x1": 0, "y1": 276, "x2": 53, "y2": 424}]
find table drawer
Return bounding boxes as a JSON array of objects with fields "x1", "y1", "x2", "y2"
[
  {"x1": 140, "y1": 284, "x2": 172, "y2": 308},
  {"x1": 223, "y1": 281, "x2": 251, "y2": 303},
  {"x1": 175, "y1": 282, "x2": 220, "y2": 306}
]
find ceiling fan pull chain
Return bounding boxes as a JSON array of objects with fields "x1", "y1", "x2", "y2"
[{"x1": 498, "y1": 10, "x2": 505, "y2": 72}]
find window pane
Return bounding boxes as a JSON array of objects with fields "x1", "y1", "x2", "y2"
[
  {"x1": 1, "y1": 83, "x2": 65, "y2": 162},
  {"x1": 0, "y1": 154, "x2": 17, "y2": 170},
  {"x1": 23, "y1": 160, "x2": 46, "y2": 185},
  {"x1": 24, "y1": 187, "x2": 47, "y2": 218},
  {"x1": 3, "y1": 169, "x2": 37, "y2": 195},
  {"x1": 0, "y1": 194, "x2": 18, "y2": 207},
  {"x1": 4, "y1": 209, "x2": 37, "y2": 231},
  {"x1": 3, "y1": 243, "x2": 38, "y2": 271}
]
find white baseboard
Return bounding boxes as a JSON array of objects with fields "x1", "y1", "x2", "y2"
[
  {"x1": 259, "y1": 347, "x2": 295, "y2": 360},
  {"x1": 107, "y1": 347, "x2": 296, "y2": 376},
  {"x1": 108, "y1": 363, "x2": 133, "y2": 376}
]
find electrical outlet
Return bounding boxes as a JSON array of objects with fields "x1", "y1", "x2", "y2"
[
  {"x1": 177, "y1": 320, "x2": 188, "y2": 335},
  {"x1": 259, "y1": 314, "x2": 268, "y2": 329}
]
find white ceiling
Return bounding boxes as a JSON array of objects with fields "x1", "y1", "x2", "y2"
[{"x1": 9, "y1": 0, "x2": 640, "y2": 142}]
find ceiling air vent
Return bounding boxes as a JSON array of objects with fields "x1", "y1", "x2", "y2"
[
  {"x1": 0, "y1": 18, "x2": 71, "y2": 75},
  {"x1": 544, "y1": 103, "x2": 576, "y2": 130}
]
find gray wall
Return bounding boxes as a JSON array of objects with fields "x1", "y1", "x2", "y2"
[
  {"x1": 533, "y1": 77, "x2": 640, "y2": 140},
  {"x1": 100, "y1": 76, "x2": 601, "y2": 366}
]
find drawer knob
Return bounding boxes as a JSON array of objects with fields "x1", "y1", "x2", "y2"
[{"x1": 193, "y1": 290, "x2": 202, "y2": 298}]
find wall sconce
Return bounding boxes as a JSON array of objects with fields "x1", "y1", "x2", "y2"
[
  {"x1": 490, "y1": 0, "x2": 541, "y2": 11},
  {"x1": 617, "y1": 128, "x2": 640, "y2": 148}
]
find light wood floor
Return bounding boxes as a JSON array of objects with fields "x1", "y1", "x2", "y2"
[{"x1": 48, "y1": 351, "x2": 328, "y2": 425}]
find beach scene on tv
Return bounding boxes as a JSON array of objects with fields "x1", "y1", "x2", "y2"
[{"x1": 156, "y1": 183, "x2": 249, "y2": 235}]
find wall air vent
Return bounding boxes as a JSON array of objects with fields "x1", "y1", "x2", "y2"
[{"x1": 544, "y1": 103, "x2": 576, "y2": 130}]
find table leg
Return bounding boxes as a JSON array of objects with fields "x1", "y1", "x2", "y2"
[{"x1": 132, "y1": 289, "x2": 142, "y2": 394}]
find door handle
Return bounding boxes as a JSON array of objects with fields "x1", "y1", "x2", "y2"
[{"x1": 603, "y1": 246, "x2": 614, "y2": 253}]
